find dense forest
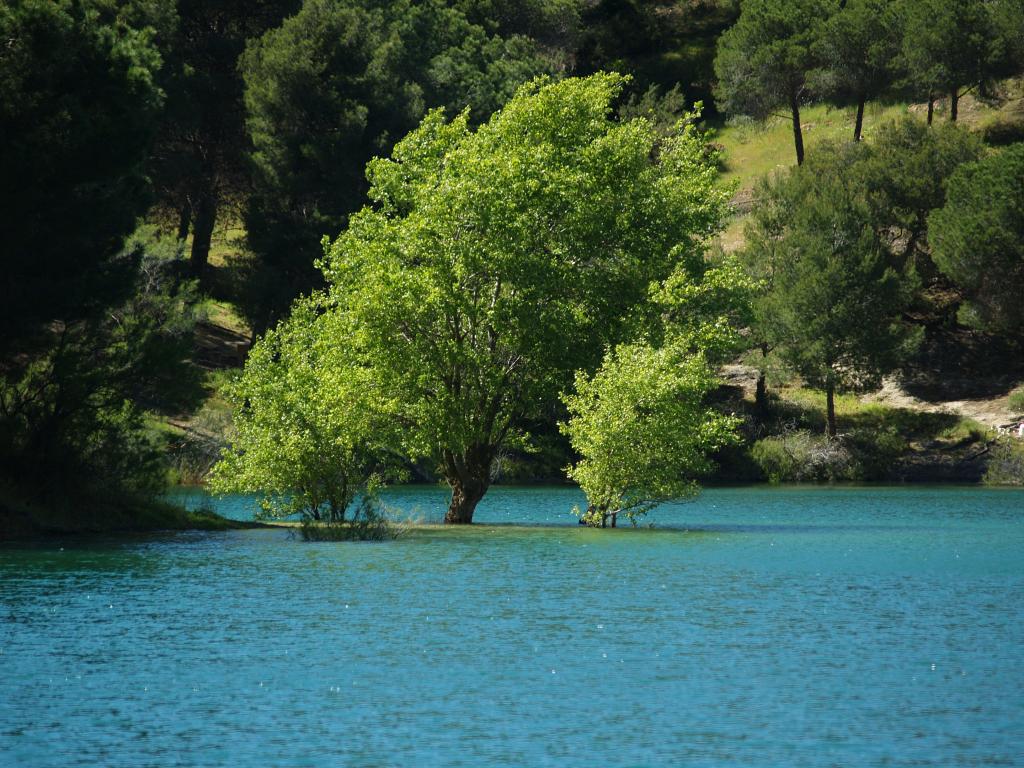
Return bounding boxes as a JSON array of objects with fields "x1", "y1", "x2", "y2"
[{"x1": 2, "y1": 0, "x2": 1023, "y2": 534}]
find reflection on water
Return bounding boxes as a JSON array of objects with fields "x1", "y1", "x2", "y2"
[{"x1": 1, "y1": 486, "x2": 1022, "y2": 767}]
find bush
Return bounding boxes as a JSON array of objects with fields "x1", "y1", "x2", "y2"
[
  {"x1": 984, "y1": 440, "x2": 1024, "y2": 486},
  {"x1": 845, "y1": 426, "x2": 908, "y2": 479},
  {"x1": 982, "y1": 118, "x2": 1024, "y2": 147},
  {"x1": 298, "y1": 497, "x2": 405, "y2": 542},
  {"x1": 751, "y1": 431, "x2": 856, "y2": 483}
]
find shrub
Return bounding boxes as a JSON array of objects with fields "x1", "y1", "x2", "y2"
[
  {"x1": 751, "y1": 431, "x2": 856, "y2": 483},
  {"x1": 982, "y1": 118, "x2": 1024, "y2": 147},
  {"x1": 984, "y1": 441, "x2": 1024, "y2": 486},
  {"x1": 298, "y1": 497, "x2": 405, "y2": 542}
]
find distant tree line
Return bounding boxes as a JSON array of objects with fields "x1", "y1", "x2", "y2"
[{"x1": 715, "y1": 0, "x2": 1024, "y2": 162}]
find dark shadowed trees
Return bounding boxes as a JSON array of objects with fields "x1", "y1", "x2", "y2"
[
  {"x1": 743, "y1": 144, "x2": 921, "y2": 437},
  {"x1": 238, "y1": 0, "x2": 549, "y2": 333},
  {"x1": 814, "y1": 0, "x2": 902, "y2": 141}
]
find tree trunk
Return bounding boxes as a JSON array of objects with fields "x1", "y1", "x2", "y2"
[
  {"x1": 755, "y1": 372, "x2": 769, "y2": 416},
  {"x1": 927, "y1": 94, "x2": 935, "y2": 126},
  {"x1": 790, "y1": 94, "x2": 805, "y2": 166},
  {"x1": 189, "y1": 188, "x2": 217, "y2": 278},
  {"x1": 853, "y1": 94, "x2": 866, "y2": 142},
  {"x1": 826, "y1": 384, "x2": 837, "y2": 439},
  {"x1": 176, "y1": 202, "x2": 192, "y2": 242},
  {"x1": 755, "y1": 343, "x2": 770, "y2": 418},
  {"x1": 443, "y1": 444, "x2": 494, "y2": 524},
  {"x1": 949, "y1": 87, "x2": 959, "y2": 122}
]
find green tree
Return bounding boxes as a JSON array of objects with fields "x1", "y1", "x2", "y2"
[
  {"x1": 853, "y1": 118, "x2": 983, "y2": 272},
  {"x1": 561, "y1": 258, "x2": 751, "y2": 527},
  {"x1": 318, "y1": 74, "x2": 729, "y2": 523},
  {"x1": 930, "y1": 143, "x2": 1024, "y2": 334},
  {"x1": 1, "y1": 229, "x2": 203, "y2": 500},
  {"x1": 209, "y1": 299, "x2": 395, "y2": 522},
  {"x1": 239, "y1": 0, "x2": 548, "y2": 332},
  {"x1": 813, "y1": 0, "x2": 902, "y2": 141},
  {"x1": 748, "y1": 144, "x2": 921, "y2": 437},
  {"x1": 714, "y1": 0, "x2": 838, "y2": 165}
]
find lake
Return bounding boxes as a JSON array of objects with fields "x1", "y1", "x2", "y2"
[{"x1": 1, "y1": 485, "x2": 1022, "y2": 767}]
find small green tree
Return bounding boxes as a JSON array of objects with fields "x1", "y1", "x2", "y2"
[
  {"x1": 929, "y1": 143, "x2": 1024, "y2": 334},
  {"x1": 560, "y1": 258, "x2": 751, "y2": 527},
  {"x1": 750, "y1": 145, "x2": 922, "y2": 437},
  {"x1": 209, "y1": 300, "x2": 394, "y2": 523},
  {"x1": 562, "y1": 341, "x2": 739, "y2": 527},
  {"x1": 320, "y1": 73, "x2": 729, "y2": 524},
  {"x1": 714, "y1": 0, "x2": 838, "y2": 165}
]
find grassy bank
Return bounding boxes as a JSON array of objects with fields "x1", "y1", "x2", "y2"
[{"x1": 0, "y1": 482, "x2": 258, "y2": 541}]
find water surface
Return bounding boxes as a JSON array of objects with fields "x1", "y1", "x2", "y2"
[{"x1": 2, "y1": 486, "x2": 1022, "y2": 766}]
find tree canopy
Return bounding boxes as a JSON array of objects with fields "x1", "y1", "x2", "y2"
[
  {"x1": 742, "y1": 142, "x2": 922, "y2": 437},
  {"x1": 0, "y1": 0, "x2": 163, "y2": 353},
  {"x1": 930, "y1": 143, "x2": 1024, "y2": 334},
  {"x1": 561, "y1": 257, "x2": 751, "y2": 526},
  {"x1": 310, "y1": 73, "x2": 731, "y2": 523}
]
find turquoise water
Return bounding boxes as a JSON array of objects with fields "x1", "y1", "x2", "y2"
[{"x1": 1, "y1": 486, "x2": 1022, "y2": 767}]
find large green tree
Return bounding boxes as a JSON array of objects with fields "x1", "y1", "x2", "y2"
[
  {"x1": 239, "y1": 0, "x2": 549, "y2": 333},
  {"x1": 316, "y1": 74, "x2": 729, "y2": 523},
  {"x1": 714, "y1": 0, "x2": 838, "y2": 165},
  {"x1": 930, "y1": 143, "x2": 1024, "y2": 335}
]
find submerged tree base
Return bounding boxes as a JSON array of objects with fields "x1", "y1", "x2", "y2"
[{"x1": 298, "y1": 517, "x2": 406, "y2": 541}]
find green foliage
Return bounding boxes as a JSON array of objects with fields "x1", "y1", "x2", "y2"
[
  {"x1": 149, "y1": 0, "x2": 300, "y2": 274},
  {"x1": 576, "y1": 1, "x2": 740, "y2": 113},
  {"x1": 0, "y1": 0, "x2": 163, "y2": 354},
  {"x1": 742, "y1": 140, "x2": 922, "y2": 434},
  {"x1": 752, "y1": 431, "x2": 854, "y2": 482},
  {"x1": 984, "y1": 440, "x2": 1024, "y2": 485},
  {"x1": 298, "y1": 496, "x2": 404, "y2": 541},
  {"x1": 852, "y1": 118, "x2": 983, "y2": 267},
  {"x1": 812, "y1": 0, "x2": 901, "y2": 130},
  {"x1": 318, "y1": 73, "x2": 730, "y2": 523},
  {"x1": 209, "y1": 298, "x2": 395, "y2": 522},
  {"x1": 562, "y1": 337, "x2": 741, "y2": 525},
  {"x1": 714, "y1": 0, "x2": 837, "y2": 158},
  {"x1": 1009, "y1": 389, "x2": 1024, "y2": 414},
  {"x1": 899, "y1": 0, "x2": 1010, "y2": 111},
  {"x1": 930, "y1": 143, "x2": 1024, "y2": 334},
  {"x1": 0, "y1": 228, "x2": 203, "y2": 501},
  {"x1": 239, "y1": 0, "x2": 550, "y2": 331}
]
